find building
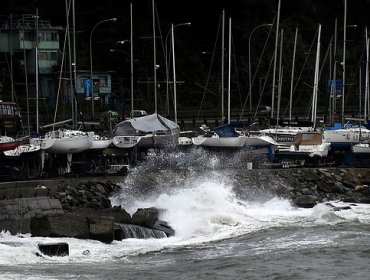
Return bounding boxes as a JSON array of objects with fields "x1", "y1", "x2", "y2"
[{"x1": 0, "y1": 14, "x2": 114, "y2": 123}]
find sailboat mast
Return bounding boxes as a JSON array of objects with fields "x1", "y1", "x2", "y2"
[
  {"x1": 271, "y1": 0, "x2": 281, "y2": 119},
  {"x1": 65, "y1": 0, "x2": 74, "y2": 128},
  {"x1": 289, "y1": 28, "x2": 298, "y2": 122},
  {"x1": 227, "y1": 17, "x2": 231, "y2": 125},
  {"x1": 342, "y1": 0, "x2": 347, "y2": 126},
  {"x1": 312, "y1": 24, "x2": 322, "y2": 127},
  {"x1": 35, "y1": 8, "x2": 39, "y2": 134},
  {"x1": 221, "y1": 9, "x2": 225, "y2": 123},
  {"x1": 171, "y1": 24, "x2": 178, "y2": 124},
  {"x1": 276, "y1": 28, "x2": 283, "y2": 126},
  {"x1": 331, "y1": 19, "x2": 338, "y2": 125},
  {"x1": 152, "y1": 0, "x2": 157, "y2": 113},
  {"x1": 359, "y1": 65, "x2": 362, "y2": 131},
  {"x1": 72, "y1": 0, "x2": 77, "y2": 127},
  {"x1": 130, "y1": 2, "x2": 134, "y2": 116},
  {"x1": 365, "y1": 29, "x2": 369, "y2": 122}
]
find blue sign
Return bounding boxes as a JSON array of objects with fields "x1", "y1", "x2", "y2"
[{"x1": 84, "y1": 79, "x2": 92, "y2": 97}]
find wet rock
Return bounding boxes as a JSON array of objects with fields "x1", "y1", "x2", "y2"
[
  {"x1": 31, "y1": 213, "x2": 90, "y2": 239},
  {"x1": 38, "y1": 242, "x2": 69, "y2": 257},
  {"x1": 131, "y1": 207, "x2": 162, "y2": 228},
  {"x1": 114, "y1": 224, "x2": 123, "y2": 241},
  {"x1": 152, "y1": 220, "x2": 175, "y2": 237},
  {"x1": 324, "y1": 203, "x2": 351, "y2": 211},
  {"x1": 31, "y1": 212, "x2": 117, "y2": 243},
  {"x1": 87, "y1": 216, "x2": 114, "y2": 243},
  {"x1": 355, "y1": 184, "x2": 370, "y2": 194},
  {"x1": 116, "y1": 223, "x2": 167, "y2": 239},
  {"x1": 293, "y1": 195, "x2": 318, "y2": 208},
  {"x1": 71, "y1": 206, "x2": 131, "y2": 224},
  {"x1": 0, "y1": 197, "x2": 63, "y2": 234}
]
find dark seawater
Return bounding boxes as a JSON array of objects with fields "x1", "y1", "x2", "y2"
[{"x1": 1, "y1": 148, "x2": 370, "y2": 280}]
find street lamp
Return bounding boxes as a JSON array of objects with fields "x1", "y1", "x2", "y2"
[
  {"x1": 89, "y1": 17, "x2": 117, "y2": 120},
  {"x1": 109, "y1": 48, "x2": 129, "y2": 56},
  {"x1": 115, "y1": 40, "x2": 129, "y2": 45},
  {"x1": 164, "y1": 22, "x2": 191, "y2": 117},
  {"x1": 248, "y1": 23, "x2": 272, "y2": 116}
]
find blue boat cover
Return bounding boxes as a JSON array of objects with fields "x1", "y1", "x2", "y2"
[{"x1": 210, "y1": 124, "x2": 239, "y2": 137}]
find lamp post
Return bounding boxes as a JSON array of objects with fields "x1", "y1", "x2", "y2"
[
  {"x1": 164, "y1": 22, "x2": 191, "y2": 117},
  {"x1": 89, "y1": 17, "x2": 117, "y2": 120},
  {"x1": 248, "y1": 23, "x2": 272, "y2": 116}
]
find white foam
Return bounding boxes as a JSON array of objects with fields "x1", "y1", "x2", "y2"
[{"x1": 2, "y1": 174, "x2": 370, "y2": 266}]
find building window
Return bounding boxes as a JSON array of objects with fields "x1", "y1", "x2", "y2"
[
  {"x1": 19, "y1": 31, "x2": 31, "y2": 41},
  {"x1": 38, "y1": 51, "x2": 57, "y2": 61},
  {"x1": 98, "y1": 76, "x2": 108, "y2": 87},
  {"x1": 38, "y1": 51, "x2": 47, "y2": 60}
]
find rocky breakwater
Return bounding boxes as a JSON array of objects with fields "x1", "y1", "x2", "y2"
[
  {"x1": 0, "y1": 180, "x2": 175, "y2": 244},
  {"x1": 233, "y1": 168, "x2": 370, "y2": 208}
]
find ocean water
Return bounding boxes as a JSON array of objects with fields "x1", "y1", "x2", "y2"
[{"x1": 1, "y1": 148, "x2": 370, "y2": 279}]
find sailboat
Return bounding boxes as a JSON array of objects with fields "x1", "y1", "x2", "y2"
[
  {"x1": 352, "y1": 29, "x2": 370, "y2": 157},
  {"x1": 31, "y1": 1, "x2": 94, "y2": 173},
  {"x1": 192, "y1": 123, "x2": 248, "y2": 148},
  {"x1": 324, "y1": 27, "x2": 370, "y2": 149},
  {"x1": 113, "y1": 113, "x2": 179, "y2": 149},
  {"x1": 192, "y1": 16, "x2": 249, "y2": 148},
  {"x1": 113, "y1": 1, "x2": 180, "y2": 150},
  {"x1": 272, "y1": 24, "x2": 331, "y2": 163},
  {"x1": 274, "y1": 131, "x2": 331, "y2": 160}
]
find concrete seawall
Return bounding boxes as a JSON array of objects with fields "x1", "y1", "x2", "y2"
[
  {"x1": 0, "y1": 197, "x2": 63, "y2": 234},
  {"x1": 0, "y1": 177, "x2": 122, "y2": 200}
]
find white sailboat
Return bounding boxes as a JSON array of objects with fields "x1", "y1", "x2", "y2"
[
  {"x1": 192, "y1": 124, "x2": 248, "y2": 148},
  {"x1": 352, "y1": 29, "x2": 370, "y2": 156},
  {"x1": 32, "y1": 2, "x2": 95, "y2": 173},
  {"x1": 42, "y1": 129, "x2": 94, "y2": 154},
  {"x1": 255, "y1": 24, "x2": 321, "y2": 145},
  {"x1": 192, "y1": 16, "x2": 248, "y2": 148}
]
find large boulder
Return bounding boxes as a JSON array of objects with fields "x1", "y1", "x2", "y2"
[
  {"x1": 87, "y1": 216, "x2": 114, "y2": 243},
  {"x1": 292, "y1": 195, "x2": 318, "y2": 208},
  {"x1": 38, "y1": 242, "x2": 69, "y2": 257},
  {"x1": 130, "y1": 208, "x2": 175, "y2": 237},
  {"x1": 31, "y1": 213, "x2": 90, "y2": 239},
  {"x1": 0, "y1": 197, "x2": 63, "y2": 234},
  {"x1": 31, "y1": 213, "x2": 115, "y2": 243},
  {"x1": 71, "y1": 206, "x2": 131, "y2": 224},
  {"x1": 131, "y1": 207, "x2": 162, "y2": 228}
]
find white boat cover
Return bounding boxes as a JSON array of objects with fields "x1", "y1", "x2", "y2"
[{"x1": 114, "y1": 113, "x2": 179, "y2": 136}]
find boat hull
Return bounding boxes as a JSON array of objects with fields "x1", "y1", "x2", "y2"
[
  {"x1": 43, "y1": 130, "x2": 93, "y2": 154},
  {"x1": 3, "y1": 144, "x2": 41, "y2": 157},
  {"x1": 90, "y1": 137, "x2": 113, "y2": 150},
  {"x1": 192, "y1": 135, "x2": 247, "y2": 148},
  {"x1": 0, "y1": 142, "x2": 19, "y2": 152},
  {"x1": 113, "y1": 135, "x2": 142, "y2": 149}
]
